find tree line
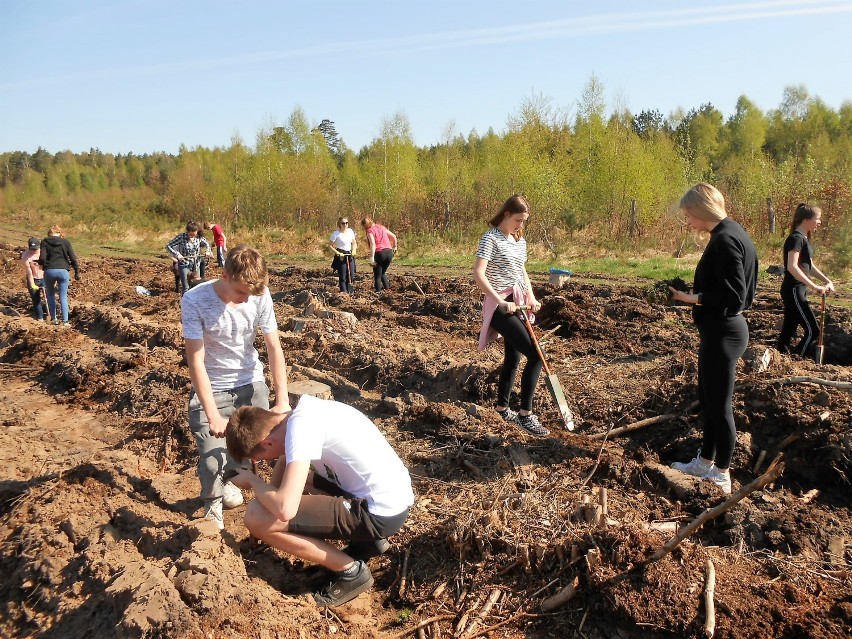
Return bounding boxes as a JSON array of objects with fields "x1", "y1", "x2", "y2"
[{"x1": 2, "y1": 79, "x2": 850, "y2": 268}]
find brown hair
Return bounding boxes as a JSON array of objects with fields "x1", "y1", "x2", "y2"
[
  {"x1": 360, "y1": 216, "x2": 375, "y2": 230},
  {"x1": 488, "y1": 194, "x2": 530, "y2": 240},
  {"x1": 226, "y1": 405, "x2": 282, "y2": 461},
  {"x1": 224, "y1": 244, "x2": 268, "y2": 295},
  {"x1": 679, "y1": 183, "x2": 727, "y2": 223},
  {"x1": 185, "y1": 220, "x2": 200, "y2": 233},
  {"x1": 790, "y1": 203, "x2": 821, "y2": 239},
  {"x1": 48, "y1": 225, "x2": 63, "y2": 237}
]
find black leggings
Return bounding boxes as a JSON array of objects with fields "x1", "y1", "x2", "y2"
[
  {"x1": 696, "y1": 315, "x2": 748, "y2": 469},
  {"x1": 372, "y1": 248, "x2": 394, "y2": 291},
  {"x1": 777, "y1": 285, "x2": 819, "y2": 356},
  {"x1": 489, "y1": 305, "x2": 543, "y2": 412}
]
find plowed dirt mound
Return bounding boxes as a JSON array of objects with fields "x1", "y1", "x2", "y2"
[{"x1": 0, "y1": 244, "x2": 849, "y2": 638}]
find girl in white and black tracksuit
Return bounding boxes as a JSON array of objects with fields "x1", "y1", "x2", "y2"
[
  {"x1": 669, "y1": 183, "x2": 758, "y2": 495},
  {"x1": 777, "y1": 204, "x2": 835, "y2": 356}
]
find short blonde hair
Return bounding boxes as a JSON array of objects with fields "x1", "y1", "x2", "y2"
[
  {"x1": 226, "y1": 405, "x2": 282, "y2": 461},
  {"x1": 680, "y1": 183, "x2": 727, "y2": 222},
  {"x1": 224, "y1": 244, "x2": 268, "y2": 296}
]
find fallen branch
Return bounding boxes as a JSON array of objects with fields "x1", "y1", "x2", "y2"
[
  {"x1": 766, "y1": 376, "x2": 851, "y2": 390},
  {"x1": 399, "y1": 548, "x2": 410, "y2": 598},
  {"x1": 651, "y1": 455, "x2": 785, "y2": 562},
  {"x1": 541, "y1": 576, "x2": 580, "y2": 611},
  {"x1": 462, "y1": 588, "x2": 501, "y2": 638},
  {"x1": 704, "y1": 558, "x2": 716, "y2": 638},
  {"x1": 388, "y1": 615, "x2": 455, "y2": 639},
  {"x1": 588, "y1": 414, "x2": 678, "y2": 440}
]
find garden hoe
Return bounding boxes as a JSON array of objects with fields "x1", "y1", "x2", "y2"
[
  {"x1": 815, "y1": 294, "x2": 826, "y2": 365},
  {"x1": 518, "y1": 307, "x2": 575, "y2": 430}
]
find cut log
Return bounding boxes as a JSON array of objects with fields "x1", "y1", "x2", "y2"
[
  {"x1": 541, "y1": 576, "x2": 580, "y2": 611},
  {"x1": 287, "y1": 379, "x2": 333, "y2": 404}
]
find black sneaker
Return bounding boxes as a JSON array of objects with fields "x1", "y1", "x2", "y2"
[
  {"x1": 497, "y1": 407, "x2": 519, "y2": 424},
  {"x1": 343, "y1": 538, "x2": 390, "y2": 562},
  {"x1": 313, "y1": 560, "x2": 374, "y2": 607},
  {"x1": 517, "y1": 413, "x2": 550, "y2": 437}
]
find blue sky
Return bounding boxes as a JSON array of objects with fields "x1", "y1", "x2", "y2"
[{"x1": 2, "y1": 0, "x2": 851, "y2": 155}]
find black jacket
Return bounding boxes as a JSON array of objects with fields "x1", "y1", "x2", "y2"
[
  {"x1": 692, "y1": 217, "x2": 757, "y2": 324},
  {"x1": 39, "y1": 236, "x2": 80, "y2": 278}
]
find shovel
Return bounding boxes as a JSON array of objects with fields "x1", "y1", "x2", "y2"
[
  {"x1": 815, "y1": 294, "x2": 826, "y2": 365},
  {"x1": 517, "y1": 306, "x2": 575, "y2": 430}
]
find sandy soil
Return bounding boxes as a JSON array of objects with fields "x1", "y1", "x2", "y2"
[{"x1": 0, "y1": 245, "x2": 850, "y2": 639}]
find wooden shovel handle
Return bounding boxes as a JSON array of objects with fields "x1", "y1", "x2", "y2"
[{"x1": 517, "y1": 307, "x2": 552, "y2": 376}]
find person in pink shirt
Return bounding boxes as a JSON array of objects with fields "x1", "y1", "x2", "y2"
[
  {"x1": 204, "y1": 221, "x2": 227, "y2": 268},
  {"x1": 20, "y1": 237, "x2": 46, "y2": 320},
  {"x1": 360, "y1": 216, "x2": 398, "y2": 292}
]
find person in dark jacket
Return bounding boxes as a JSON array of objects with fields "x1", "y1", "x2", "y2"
[
  {"x1": 39, "y1": 226, "x2": 81, "y2": 327},
  {"x1": 668, "y1": 183, "x2": 758, "y2": 495},
  {"x1": 777, "y1": 204, "x2": 835, "y2": 357}
]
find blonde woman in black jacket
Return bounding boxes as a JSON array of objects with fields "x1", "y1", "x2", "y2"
[{"x1": 39, "y1": 226, "x2": 80, "y2": 327}]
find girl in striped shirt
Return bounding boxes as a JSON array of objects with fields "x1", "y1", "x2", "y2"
[{"x1": 473, "y1": 195, "x2": 548, "y2": 437}]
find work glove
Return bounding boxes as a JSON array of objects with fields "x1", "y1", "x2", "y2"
[
  {"x1": 369, "y1": 258, "x2": 376, "y2": 266},
  {"x1": 30, "y1": 284, "x2": 40, "y2": 292}
]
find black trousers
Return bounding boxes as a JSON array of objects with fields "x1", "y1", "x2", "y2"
[
  {"x1": 372, "y1": 248, "x2": 394, "y2": 291},
  {"x1": 489, "y1": 303, "x2": 543, "y2": 412},
  {"x1": 777, "y1": 285, "x2": 819, "y2": 356},
  {"x1": 335, "y1": 253, "x2": 354, "y2": 293},
  {"x1": 696, "y1": 315, "x2": 748, "y2": 469}
]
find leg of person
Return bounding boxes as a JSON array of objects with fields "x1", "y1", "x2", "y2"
[
  {"x1": 695, "y1": 317, "x2": 748, "y2": 494},
  {"x1": 776, "y1": 286, "x2": 800, "y2": 353},
  {"x1": 199, "y1": 258, "x2": 206, "y2": 281},
  {"x1": 337, "y1": 258, "x2": 347, "y2": 292},
  {"x1": 217, "y1": 245, "x2": 225, "y2": 268},
  {"x1": 791, "y1": 290, "x2": 819, "y2": 357},
  {"x1": 188, "y1": 383, "x2": 269, "y2": 528},
  {"x1": 496, "y1": 311, "x2": 548, "y2": 436},
  {"x1": 244, "y1": 495, "x2": 375, "y2": 607},
  {"x1": 178, "y1": 263, "x2": 192, "y2": 295},
  {"x1": 44, "y1": 270, "x2": 58, "y2": 323},
  {"x1": 56, "y1": 269, "x2": 70, "y2": 324},
  {"x1": 29, "y1": 284, "x2": 43, "y2": 320},
  {"x1": 346, "y1": 256, "x2": 355, "y2": 294},
  {"x1": 377, "y1": 249, "x2": 393, "y2": 291},
  {"x1": 372, "y1": 262, "x2": 382, "y2": 292}
]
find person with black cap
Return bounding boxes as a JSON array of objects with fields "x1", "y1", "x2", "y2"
[{"x1": 20, "y1": 237, "x2": 45, "y2": 321}]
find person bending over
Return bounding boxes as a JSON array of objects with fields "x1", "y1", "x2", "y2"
[{"x1": 225, "y1": 395, "x2": 413, "y2": 607}]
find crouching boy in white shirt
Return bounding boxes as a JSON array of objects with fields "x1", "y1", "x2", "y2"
[{"x1": 225, "y1": 395, "x2": 414, "y2": 607}]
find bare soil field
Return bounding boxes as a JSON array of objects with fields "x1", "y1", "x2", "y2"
[{"x1": 0, "y1": 244, "x2": 850, "y2": 639}]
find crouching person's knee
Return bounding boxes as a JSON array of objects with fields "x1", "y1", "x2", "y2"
[{"x1": 244, "y1": 499, "x2": 287, "y2": 537}]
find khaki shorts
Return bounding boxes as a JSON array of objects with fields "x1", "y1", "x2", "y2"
[{"x1": 287, "y1": 473, "x2": 409, "y2": 543}]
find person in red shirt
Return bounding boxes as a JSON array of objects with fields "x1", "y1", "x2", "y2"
[
  {"x1": 360, "y1": 216, "x2": 398, "y2": 292},
  {"x1": 204, "y1": 221, "x2": 227, "y2": 268}
]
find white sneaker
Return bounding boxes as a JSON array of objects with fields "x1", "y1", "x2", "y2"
[
  {"x1": 204, "y1": 500, "x2": 224, "y2": 530},
  {"x1": 704, "y1": 466, "x2": 732, "y2": 495},
  {"x1": 222, "y1": 482, "x2": 244, "y2": 509},
  {"x1": 671, "y1": 453, "x2": 713, "y2": 477}
]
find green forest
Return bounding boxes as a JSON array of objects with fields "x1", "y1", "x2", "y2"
[{"x1": 2, "y1": 79, "x2": 851, "y2": 271}]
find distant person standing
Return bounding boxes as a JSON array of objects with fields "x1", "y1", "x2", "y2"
[
  {"x1": 329, "y1": 216, "x2": 357, "y2": 293},
  {"x1": 473, "y1": 194, "x2": 548, "y2": 437},
  {"x1": 668, "y1": 183, "x2": 758, "y2": 495},
  {"x1": 777, "y1": 203, "x2": 835, "y2": 357},
  {"x1": 166, "y1": 221, "x2": 210, "y2": 295},
  {"x1": 20, "y1": 237, "x2": 45, "y2": 321},
  {"x1": 204, "y1": 221, "x2": 227, "y2": 268},
  {"x1": 361, "y1": 216, "x2": 398, "y2": 292},
  {"x1": 39, "y1": 226, "x2": 81, "y2": 327},
  {"x1": 182, "y1": 244, "x2": 290, "y2": 529}
]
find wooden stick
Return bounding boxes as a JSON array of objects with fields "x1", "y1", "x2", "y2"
[
  {"x1": 752, "y1": 449, "x2": 767, "y2": 475},
  {"x1": 411, "y1": 278, "x2": 426, "y2": 296},
  {"x1": 541, "y1": 576, "x2": 580, "y2": 611},
  {"x1": 651, "y1": 456, "x2": 785, "y2": 562},
  {"x1": 388, "y1": 615, "x2": 455, "y2": 639},
  {"x1": 399, "y1": 548, "x2": 411, "y2": 598},
  {"x1": 766, "y1": 376, "x2": 851, "y2": 390},
  {"x1": 587, "y1": 414, "x2": 678, "y2": 440},
  {"x1": 704, "y1": 558, "x2": 716, "y2": 638},
  {"x1": 462, "y1": 588, "x2": 501, "y2": 638}
]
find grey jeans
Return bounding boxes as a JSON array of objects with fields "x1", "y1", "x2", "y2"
[{"x1": 188, "y1": 381, "x2": 269, "y2": 505}]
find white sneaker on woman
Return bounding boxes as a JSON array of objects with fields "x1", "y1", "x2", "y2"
[
  {"x1": 671, "y1": 451, "x2": 713, "y2": 477},
  {"x1": 704, "y1": 467, "x2": 732, "y2": 495}
]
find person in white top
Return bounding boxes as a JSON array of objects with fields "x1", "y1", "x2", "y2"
[
  {"x1": 226, "y1": 395, "x2": 413, "y2": 608},
  {"x1": 329, "y1": 216, "x2": 357, "y2": 293},
  {"x1": 181, "y1": 244, "x2": 290, "y2": 529}
]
